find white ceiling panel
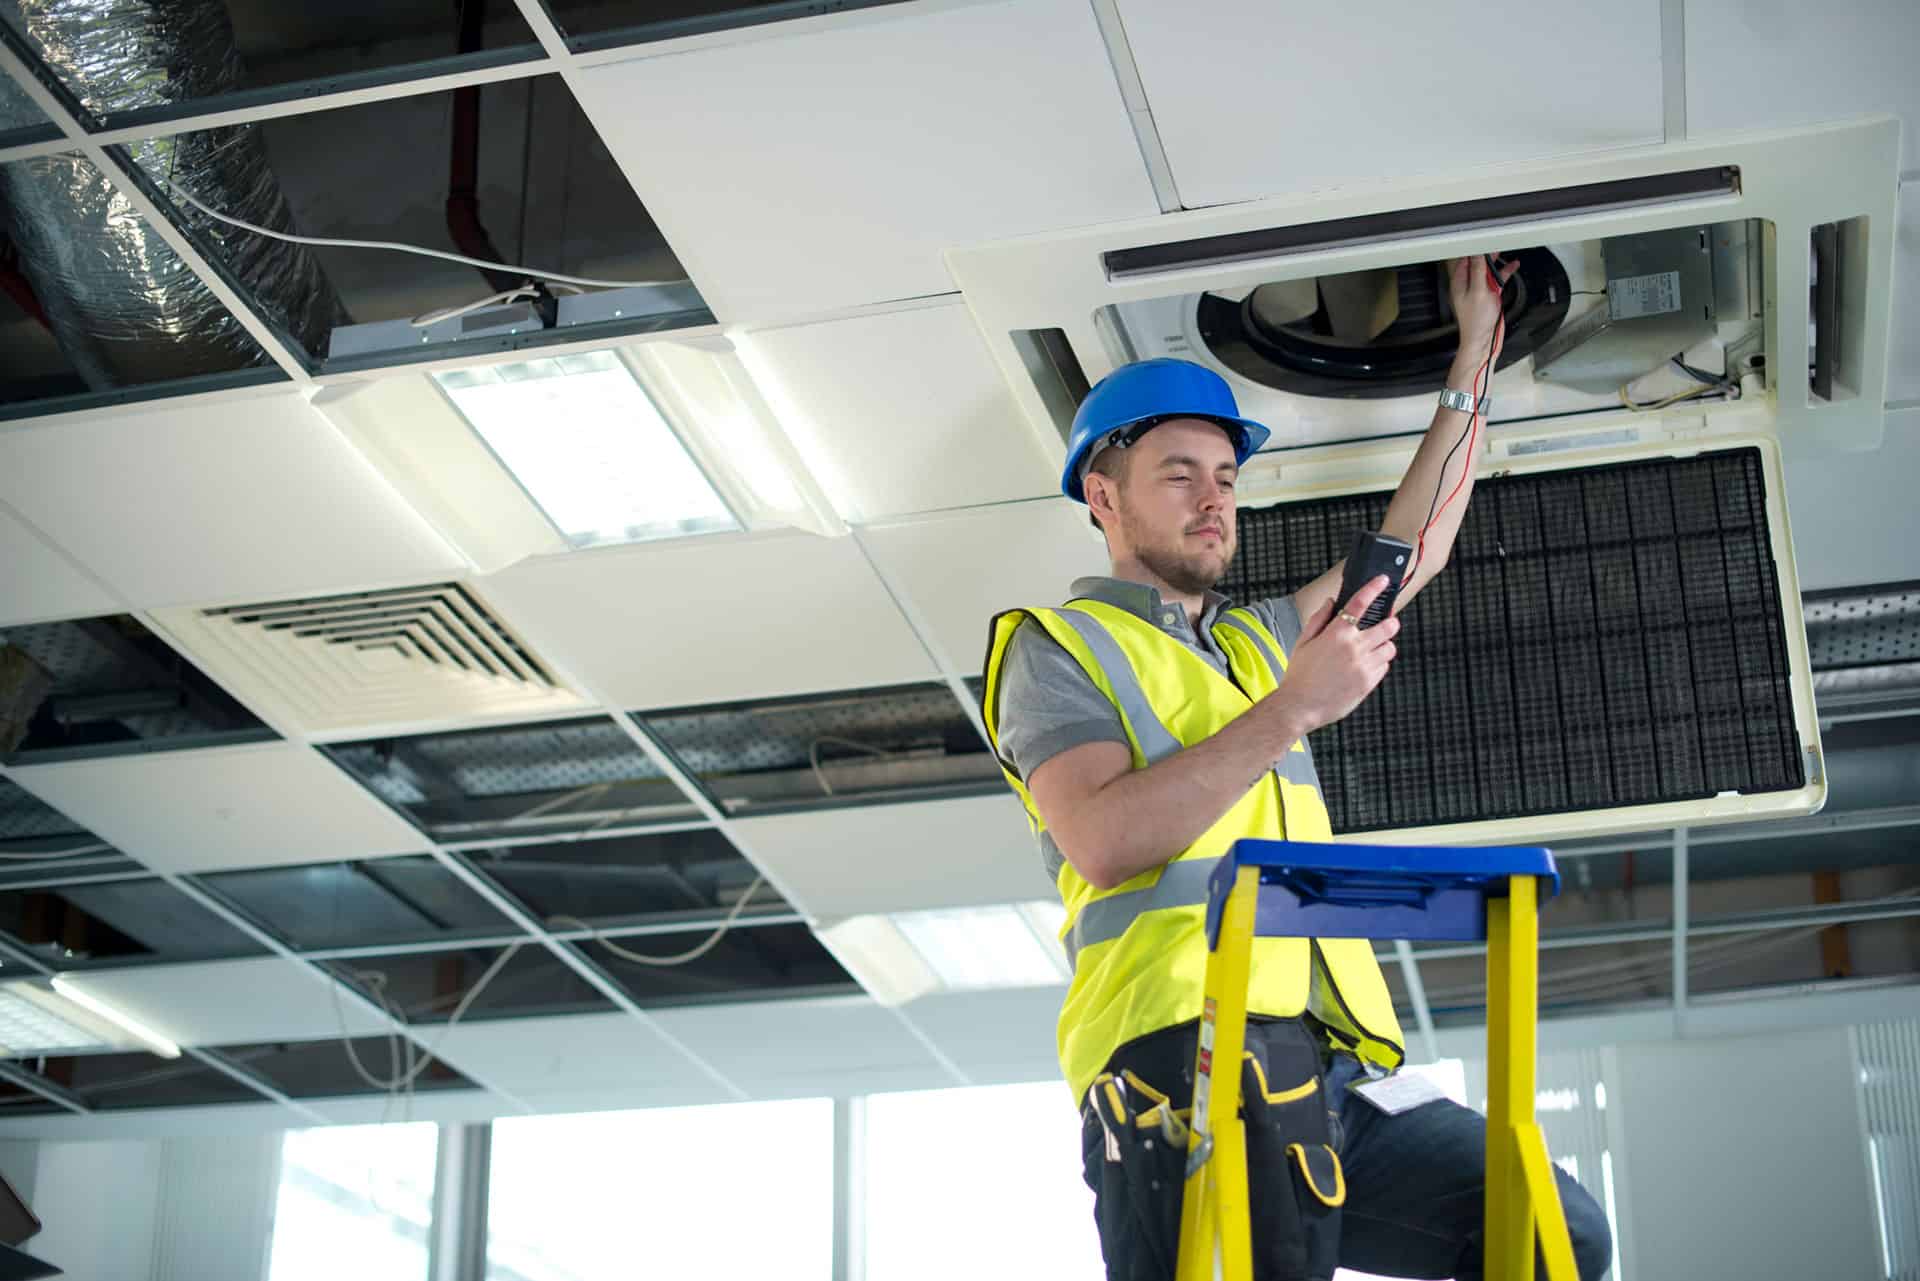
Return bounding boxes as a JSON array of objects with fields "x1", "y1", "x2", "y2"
[
  {"x1": 430, "y1": 1011, "x2": 732, "y2": 1104},
  {"x1": 898, "y1": 985, "x2": 1066, "y2": 1087},
  {"x1": 570, "y1": 0, "x2": 1158, "y2": 323},
  {"x1": 1116, "y1": 0, "x2": 1664, "y2": 208},
  {"x1": 480, "y1": 533, "x2": 935, "y2": 709},
  {"x1": 7, "y1": 743, "x2": 428, "y2": 875},
  {"x1": 742, "y1": 303, "x2": 1056, "y2": 521},
  {"x1": 0, "y1": 386, "x2": 465, "y2": 611},
  {"x1": 1687, "y1": 0, "x2": 1920, "y2": 171},
  {"x1": 1891, "y1": 182, "x2": 1919, "y2": 404},
  {"x1": 649, "y1": 995, "x2": 943, "y2": 1097},
  {"x1": 0, "y1": 502, "x2": 119, "y2": 626},
  {"x1": 860, "y1": 499, "x2": 1107, "y2": 676},
  {"x1": 732, "y1": 793, "x2": 1045, "y2": 919},
  {"x1": 1784, "y1": 407, "x2": 1920, "y2": 591},
  {"x1": 49, "y1": 957, "x2": 387, "y2": 1048}
]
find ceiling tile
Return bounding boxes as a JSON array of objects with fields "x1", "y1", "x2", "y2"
[
  {"x1": 0, "y1": 386, "x2": 465, "y2": 611},
  {"x1": 649, "y1": 994, "x2": 943, "y2": 1096},
  {"x1": 731, "y1": 793, "x2": 1045, "y2": 919},
  {"x1": 570, "y1": 0, "x2": 1157, "y2": 323},
  {"x1": 480, "y1": 533, "x2": 936, "y2": 708},
  {"x1": 859, "y1": 499, "x2": 1108, "y2": 677},
  {"x1": 46, "y1": 957, "x2": 388, "y2": 1048},
  {"x1": 743, "y1": 303, "x2": 1056, "y2": 520},
  {"x1": 7, "y1": 743, "x2": 429, "y2": 875},
  {"x1": 1786, "y1": 406, "x2": 1920, "y2": 591},
  {"x1": 0, "y1": 504, "x2": 119, "y2": 627},
  {"x1": 1687, "y1": 0, "x2": 1920, "y2": 171},
  {"x1": 429, "y1": 1010, "x2": 731, "y2": 1103},
  {"x1": 897, "y1": 985, "x2": 1067, "y2": 1087},
  {"x1": 1890, "y1": 183, "x2": 1918, "y2": 404},
  {"x1": 1116, "y1": 0, "x2": 1664, "y2": 207}
]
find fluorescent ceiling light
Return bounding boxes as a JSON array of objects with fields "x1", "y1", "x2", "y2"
[
  {"x1": 434, "y1": 350, "x2": 740, "y2": 550},
  {"x1": 0, "y1": 987, "x2": 117, "y2": 1057},
  {"x1": 49, "y1": 976, "x2": 181, "y2": 1059},
  {"x1": 820, "y1": 901, "x2": 1071, "y2": 1007}
]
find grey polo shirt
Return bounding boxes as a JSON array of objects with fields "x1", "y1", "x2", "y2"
[{"x1": 994, "y1": 576, "x2": 1309, "y2": 783}]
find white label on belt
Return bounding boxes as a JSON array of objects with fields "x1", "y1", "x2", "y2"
[
  {"x1": 1607, "y1": 270, "x2": 1684, "y2": 321},
  {"x1": 1348, "y1": 1071, "x2": 1448, "y2": 1116}
]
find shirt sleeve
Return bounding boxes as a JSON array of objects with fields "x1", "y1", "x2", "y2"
[
  {"x1": 992, "y1": 620, "x2": 1129, "y2": 781},
  {"x1": 1254, "y1": 593, "x2": 1307, "y2": 658}
]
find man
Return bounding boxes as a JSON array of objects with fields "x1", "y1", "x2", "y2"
[{"x1": 981, "y1": 257, "x2": 1613, "y2": 1280}]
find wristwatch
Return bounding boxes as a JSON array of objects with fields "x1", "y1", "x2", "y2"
[{"x1": 1437, "y1": 387, "x2": 1489, "y2": 415}]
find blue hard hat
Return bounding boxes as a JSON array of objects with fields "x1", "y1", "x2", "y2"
[{"x1": 1061, "y1": 358, "x2": 1270, "y2": 503}]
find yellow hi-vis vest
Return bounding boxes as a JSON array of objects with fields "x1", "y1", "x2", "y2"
[{"x1": 982, "y1": 597, "x2": 1406, "y2": 1103}]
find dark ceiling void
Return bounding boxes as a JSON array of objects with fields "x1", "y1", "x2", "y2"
[
  {"x1": 589, "y1": 921, "x2": 855, "y2": 1008},
  {"x1": 640, "y1": 681, "x2": 1001, "y2": 817},
  {"x1": 326, "y1": 715, "x2": 702, "y2": 844},
  {"x1": 467, "y1": 827, "x2": 765, "y2": 926},
  {"x1": 4, "y1": 1050, "x2": 263, "y2": 1111},
  {"x1": 197, "y1": 856, "x2": 514, "y2": 953},
  {"x1": 0, "y1": 1, "x2": 538, "y2": 125},
  {"x1": 538, "y1": 0, "x2": 920, "y2": 49},
  {"x1": 141, "y1": 72, "x2": 694, "y2": 364},
  {"x1": 0, "y1": 779, "x2": 138, "y2": 887},
  {"x1": 325, "y1": 944, "x2": 618, "y2": 1025},
  {"x1": 0, "y1": 614, "x2": 274, "y2": 761},
  {"x1": 218, "y1": 1036, "x2": 477, "y2": 1100},
  {"x1": 0, "y1": 876, "x2": 265, "y2": 967}
]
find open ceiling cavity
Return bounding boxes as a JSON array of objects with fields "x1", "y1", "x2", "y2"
[
  {"x1": 537, "y1": 0, "x2": 919, "y2": 49},
  {"x1": 0, "y1": 2, "x2": 707, "y2": 411},
  {"x1": 325, "y1": 714, "x2": 700, "y2": 844},
  {"x1": 640, "y1": 681, "x2": 1000, "y2": 817},
  {"x1": 0, "y1": 613, "x2": 273, "y2": 760},
  {"x1": 467, "y1": 826, "x2": 769, "y2": 927},
  {"x1": 0, "y1": 876, "x2": 265, "y2": 967},
  {"x1": 197, "y1": 855, "x2": 514, "y2": 953}
]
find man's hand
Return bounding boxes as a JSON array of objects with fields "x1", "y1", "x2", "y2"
[
  {"x1": 1268, "y1": 575, "x2": 1400, "y2": 735},
  {"x1": 1449, "y1": 255, "x2": 1518, "y2": 365}
]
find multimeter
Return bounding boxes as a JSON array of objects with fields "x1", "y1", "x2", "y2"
[{"x1": 1336, "y1": 530, "x2": 1413, "y2": 628}]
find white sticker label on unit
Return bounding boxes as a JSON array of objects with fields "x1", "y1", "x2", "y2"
[{"x1": 1608, "y1": 270, "x2": 1684, "y2": 321}]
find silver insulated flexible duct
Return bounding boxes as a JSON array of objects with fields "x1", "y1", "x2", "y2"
[{"x1": 0, "y1": 0, "x2": 341, "y2": 389}]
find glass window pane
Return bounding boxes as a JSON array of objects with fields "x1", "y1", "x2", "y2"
[
  {"x1": 863, "y1": 1081, "x2": 1103, "y2": 1281},
  {"x1": 489, "y1": 1099, "x2": 833, "y2": 1280},
  {"x1": 268, "y1": 1122, "x2": 439, "y2": 1281}
]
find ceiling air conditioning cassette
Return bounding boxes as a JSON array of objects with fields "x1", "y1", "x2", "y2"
[{"x1": 945, "y1": 120, "x2": 1902, "y2": 844}]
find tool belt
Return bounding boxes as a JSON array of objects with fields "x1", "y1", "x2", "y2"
[{"x1": 1080, "y1": 1016, "x2": 1345, "y2": 1281}]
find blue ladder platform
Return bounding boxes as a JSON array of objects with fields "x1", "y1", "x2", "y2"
[{"x1": 1206, "y1": 840, "x2": 1561, "y2": 948}]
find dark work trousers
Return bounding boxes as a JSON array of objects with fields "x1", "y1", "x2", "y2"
[{"x1": 1079, "y1": 1019, "x2": 1614, "y2": 1281}]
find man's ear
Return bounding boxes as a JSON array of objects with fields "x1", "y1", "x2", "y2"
[{"x1": 1083, "y1": 472, "x2": 1115, "y2": 529}]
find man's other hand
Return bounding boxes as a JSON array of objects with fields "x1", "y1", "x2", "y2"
[{"x1": 1271, "y1": 575, "x2": 1401, "y2": 735}]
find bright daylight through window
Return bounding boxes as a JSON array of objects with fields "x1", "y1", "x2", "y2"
[
  {"x1": 487, "y1": 1099, "x2": 833, "y2": 1280},
  {"x1": 267, "y1": 1122, "x2": 439, "y2": 1281},
  {"x1": 434, "y1": 350, "x2": 739, "y2": 549}
]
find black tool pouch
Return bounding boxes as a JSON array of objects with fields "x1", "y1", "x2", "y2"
[
  {"x1": 1240, "y1": 1020, "x2": 1345, "y2": 1281},
  {"x1": 1083, "y1": 1019, "x2": 1345, "y2": 1281},
  {"x1": 1085, "y1": 1071, "x2": 1190, "y2": 1281}
]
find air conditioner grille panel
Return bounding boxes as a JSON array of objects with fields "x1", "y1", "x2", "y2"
[
  {"x1": 163, "y1": 583, "x2": 584, "y2": 736},
  {"x1": 1220, "y1": 448, "x2": 1804, "y2": 833}
]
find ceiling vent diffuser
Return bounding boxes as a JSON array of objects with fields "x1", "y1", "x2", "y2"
[{"x1": 153, "y1": 584, "x2": 585, "y2": 737}]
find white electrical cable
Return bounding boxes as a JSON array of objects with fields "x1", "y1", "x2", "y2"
[
  {"x1": 163, "y1": 181, "x2": 688, "y2": 291},
  {"x1": 329, "y1": 943, "x2": 525, "y2": 1098},
  {"x1": 808, "y1": 736, "x2": 893, "y2": 797},
  {"x1": 550, "y1": 874, "x2": 769, "y2": 967},
  {"x1": 409, "y1": 282, "x2": 584, "y2": 328},
  {"x1": 0, "y1": 841, "x2": 115, "y2": 861}
]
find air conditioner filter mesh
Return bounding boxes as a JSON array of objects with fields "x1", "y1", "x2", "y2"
[{"x1": 1218, "y1": 447, "x2": 1804, "y2": 833}]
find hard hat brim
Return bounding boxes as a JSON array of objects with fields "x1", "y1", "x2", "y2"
[{"x1": 1063, "y1": 412, "x2": 1271, "y2": 504}]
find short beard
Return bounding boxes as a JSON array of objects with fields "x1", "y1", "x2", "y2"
[{"x1": 1114, "y1": 503, "x2": 1234, "y2": 596}]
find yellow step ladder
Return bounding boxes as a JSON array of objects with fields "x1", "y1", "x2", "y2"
[{"x1": 1175, "y1": 840, "x2": 1578, "y2": 1281}]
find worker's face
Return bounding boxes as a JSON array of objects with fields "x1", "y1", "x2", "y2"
[{"x1": 1092, "y1": 418, "x2": 1239, "y2": 595}]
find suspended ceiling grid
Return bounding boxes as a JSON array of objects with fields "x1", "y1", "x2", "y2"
[{"x1": 0, "y1": 0, "x2": 1913, "y2": 1132}]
